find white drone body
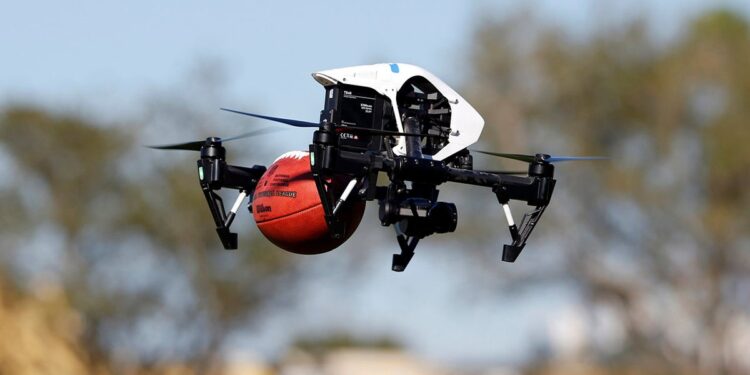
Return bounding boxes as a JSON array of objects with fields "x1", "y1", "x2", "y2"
[{"x1": 312, "y1": 63, "x2": 485, "y2": 161}]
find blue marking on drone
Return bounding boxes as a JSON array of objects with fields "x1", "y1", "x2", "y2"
[{"x1": 390, "y1": 63, "x2": 399, "y2": 73}]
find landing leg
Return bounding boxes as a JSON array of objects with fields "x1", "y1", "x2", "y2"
[{"x1": 393, "y1": 235, "x2": 420, "y2": 272}]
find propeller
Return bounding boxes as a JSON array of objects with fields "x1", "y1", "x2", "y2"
[
  {"x1": 220, "y1": 107, "x2": 441, "y2": 138},
  {"x1": 220, "y1": 108, "x2": 319, "y2": 128},
  {"x1": 473, "y1": 150, "x2": 607, "y2": 163},
  {"x1": 146, "y1": 127, "x2": 281, "y2": 151}
]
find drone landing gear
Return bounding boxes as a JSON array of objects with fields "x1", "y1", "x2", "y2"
[
  {"x1": 195, "y1": 141, "x2": 266, "y2": 250},
  {"x1": 203, "y1": 189, "x2": 250, "y2": 249},
  {"x1": 308, "y1": 121, "x2": 368, "y2": 241},
  {"x1": 310, "y1": 171, "x2": 362, "y2": 241},
  {"x1": 493, "y1": 184, "x2": 552, "y2": 262},
  {"x1": 501, "y1": 206, "x2": 547, "y2": 262},
  {"x1": 202, "y1": 190, "x2": 238, "y2": 249},
  {"x1": 392, "y1": 234, "x2": 419, "y2": 272}
]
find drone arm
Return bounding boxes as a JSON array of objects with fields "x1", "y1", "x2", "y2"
[
  {"x1": 390, "y1": 158, "x2": 538, "y2": 196},
  {"x1": 197, "y1": 158, "x2": 266, "y2": 249},
  {"x1": 222, "y1": 164, "x2": 267, "y2": 191},
  {"x1": 442, "y1": 167, "x2": 556, "y2": 262}
]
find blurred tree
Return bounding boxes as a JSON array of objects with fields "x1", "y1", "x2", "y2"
[
  {"x1": 467, "y1": 9, "x2": 750, "y2": 375},
  {"x1": 0, "y1": 93, "x2": 300, "y2": 373},
  {"x1": 290, "y1": 331, "x2": 402, "y2": 361}
]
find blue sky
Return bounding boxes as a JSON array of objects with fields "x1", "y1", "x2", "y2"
[
  {"x1": 1, "y1": 1, "x2": 475, "y2": 122},
  {"x1": 6, "y1": 0, "x2": 747, "y2": 122},
  {"x1": 3, "y1": 0, "x2": 749, "y2": 366}
]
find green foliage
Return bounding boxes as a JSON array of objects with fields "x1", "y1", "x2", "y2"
[
  {"x1": 0, "y1": 107, "x2": 129, "y2": 236},
  {"x1": 0, "y1": 105, "x2": 300, "y2": 372},
  {"x1": 467, "y1": 8, "x2": 750, "y2": 374}
]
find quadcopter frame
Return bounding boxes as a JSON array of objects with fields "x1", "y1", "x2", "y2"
[
  {"x1": 308, "y1": 113, "x2": 556, "y2": 271},
  {"x1": 195, "y1": 125, "x2": 555, "y2": 271},
  {"x1": 166, "y1": 64, "x2": 572, "y2": 272}
]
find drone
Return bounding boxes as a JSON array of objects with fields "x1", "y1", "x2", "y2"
[{"x1": 150, "y1": 63, "x2": 603, "y2": 272}]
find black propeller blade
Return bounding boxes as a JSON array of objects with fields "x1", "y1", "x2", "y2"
[
  {"x1": 146, "y1": 127, "x2": 281, "y2": 151},
  {"x1": 473, "y1": 150, "x2": 607, "y2": 163},
  {"x1": 543, "y1": 155, "x2": 608, "y2": 162},
  {"x1": 220, "y1": 108, "x2": 319, "y2": 128},
  {"x1": 147, "y1": 140, "x2": 205, "y2": 151},
  {"x1": 221, "y1": 107, "x2": 440, "y2": 138}
]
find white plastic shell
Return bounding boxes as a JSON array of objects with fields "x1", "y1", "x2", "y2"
[{"x1": 312, "y1": 63, "x2": 484, "y2": 161}]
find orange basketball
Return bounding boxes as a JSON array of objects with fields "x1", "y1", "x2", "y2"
[{"x1": 252, "y1": 151, "x2": 365, "y2": 254}]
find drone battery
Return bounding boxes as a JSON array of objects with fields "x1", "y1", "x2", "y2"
[{"x1": 322, "y1": 84, "x2": 392, "y2": 152}]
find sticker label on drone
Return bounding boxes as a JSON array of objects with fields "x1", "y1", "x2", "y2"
[
  {"x1": 339, "y1": 133, "x2": 360, "y2": 140},
  {"x1": 343, "y1": 91, "x2": 375, "y2": 101}
]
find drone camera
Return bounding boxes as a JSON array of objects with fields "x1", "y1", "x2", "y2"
[{"x1": 379, "y1": 196, "x2": 457, "y2": 238}]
